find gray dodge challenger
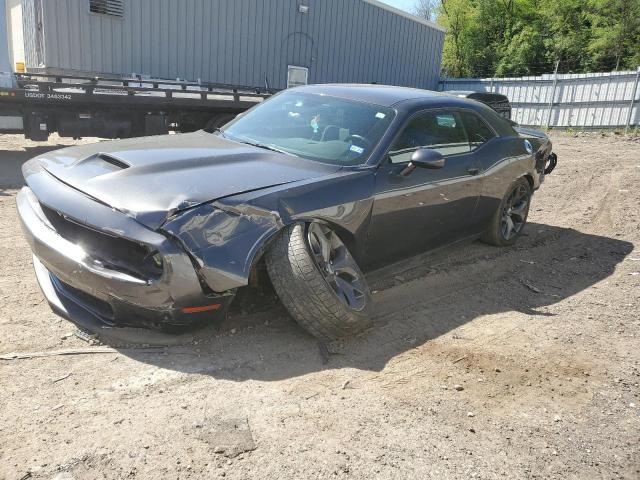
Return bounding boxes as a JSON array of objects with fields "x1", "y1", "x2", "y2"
[{"x1": 17, "y1": 84, "x2": 557, "y2": 341}]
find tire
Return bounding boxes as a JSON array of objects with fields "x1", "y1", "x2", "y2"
[
  {"x1": 481, "y1": 177, "x2": 532, "y2": 247},
  {"x1": 266, "y1": 222, "x2": 372, "y2": 341}
]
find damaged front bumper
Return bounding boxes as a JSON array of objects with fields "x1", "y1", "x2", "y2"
[{"x1": 17, "y1": 186, "x2": 234, "y2": 331}]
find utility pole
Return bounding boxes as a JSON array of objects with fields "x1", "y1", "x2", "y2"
[{"x1": 625, "y1": 66, "x2": 640, "y2": 134}]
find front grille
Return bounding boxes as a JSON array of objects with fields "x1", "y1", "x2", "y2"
[{"x1": 40, "y1": 203, "x2": 162, "y2": 280}]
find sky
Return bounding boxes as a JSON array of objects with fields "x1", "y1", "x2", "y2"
[{"x1": 378, "y1": 0, "x2": 415, "y2": 14}]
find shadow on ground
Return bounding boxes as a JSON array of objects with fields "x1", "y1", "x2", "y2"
[
  {"x1": 0, "y1": 145, "x2": 72, "y2": 189},
  {"x1": 100, "y1": 222, "x2": 633, "y2": 381}
]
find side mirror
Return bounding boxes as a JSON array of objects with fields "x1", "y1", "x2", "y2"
[
  {"x1": 398, "y1": 148, "x2": 445, "y2": 177},
  {"x1": 411, "y1": 148, "x2": 445, "y2": 169}
]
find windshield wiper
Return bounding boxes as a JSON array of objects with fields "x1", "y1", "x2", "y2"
[
  {"x1": 236, "y1": 140, "x2": 295, "y2": 156},
  {"x1": 204, "y1": 126, "x2": 226, "y2": 136}
]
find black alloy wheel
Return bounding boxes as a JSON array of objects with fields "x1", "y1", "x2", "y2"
[
  {"x1": 501, "y1": 182, "x2": 530, "y2": 241},
  {"x1": 481, "y1": 177, "x2": 532, "y2": 247},
  {"x1": 306, "y1": 222, "x2": 367, "y2": 311}
]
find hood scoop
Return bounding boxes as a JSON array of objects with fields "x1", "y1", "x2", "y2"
[
  {"x1": 94, "y1": 152, "x2": 130, "y2": 170},
  {"x1": 43, "y1": 152, "x2": 131, "y2": 189},
  {"x1": 52, "y1": 152, "x2": 131, "y2": 180},
  {"x1": 82, "y1": 152, "x2": 130, "y2": 171}
]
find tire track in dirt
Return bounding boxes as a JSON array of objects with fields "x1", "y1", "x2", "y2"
[{"x1": 1, "y1": 133, "x2": 639, "y2": 480}]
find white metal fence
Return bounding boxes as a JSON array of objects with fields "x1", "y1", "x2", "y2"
[{"x1": 439, "y1": 68, "x2": 640, "y2": 129}]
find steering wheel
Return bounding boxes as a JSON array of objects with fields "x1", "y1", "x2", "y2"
[
  {"x1": 320, "y1": 125, "x2": 341, "y2": 141},
  {"x1": 345, "y1": 134, "x2": 372, "y2": 149}
]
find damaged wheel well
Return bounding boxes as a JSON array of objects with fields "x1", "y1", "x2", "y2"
[{"x1": 247, "y1": 218, "x2": 360, "y2": 282}]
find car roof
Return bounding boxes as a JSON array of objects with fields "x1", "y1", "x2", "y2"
[{"x1": 292, "y1": 84, "x2": 453, "y2": 108}]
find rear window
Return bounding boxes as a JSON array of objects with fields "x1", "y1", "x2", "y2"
[
  {"x1": 460, "y1": 111, "x2": 496, "y2": 148},
  {"x1": 389, "y1": 110, "x2": 471, "y2": 163}
]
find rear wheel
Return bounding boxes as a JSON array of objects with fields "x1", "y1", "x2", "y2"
[
  {"x1": 266, "y1": 222, "x2": 372, "y2": 341},
  {"x1": 481, "y1": 177, "x2": 532, "y2": 246}
]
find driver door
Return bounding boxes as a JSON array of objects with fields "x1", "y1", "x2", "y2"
[{"x1": 364, "y1": 110, "x2": 482, "y2": 267}]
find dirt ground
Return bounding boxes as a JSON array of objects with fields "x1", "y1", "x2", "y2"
[{"x1": 0, "y1": 132, "x2": 639, "y2": 480}]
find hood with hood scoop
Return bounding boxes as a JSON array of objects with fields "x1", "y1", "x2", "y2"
[{"x1": 22, "y1": 131, "x2": 341, "y2": 229}]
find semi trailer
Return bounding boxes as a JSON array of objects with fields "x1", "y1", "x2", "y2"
[
  {"x1": 0, "y1": 0, "x2": 446, "y2": 141},
  {"x1": 0, "y1": 72, "x2": 270, "y2": 140}
]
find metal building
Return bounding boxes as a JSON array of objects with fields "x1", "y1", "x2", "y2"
[{"x1": 16, "y1": 0, "x2": 445, "y2": 90}]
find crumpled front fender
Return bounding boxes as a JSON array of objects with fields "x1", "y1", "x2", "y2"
[
  {"x1": 161, "y1": 169, "x2": 376, "y2": 293},
  {"x1": 161, "y1": 202, "x2": 284, "y2": 292}
]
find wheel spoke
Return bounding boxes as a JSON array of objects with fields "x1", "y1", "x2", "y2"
[
  {"x1": 335, "y1": 264, "x2": 359, "y2": 279},
  {"x1": 309, "y1": 223, "x2": 331, "y2": 263},
  {"x1": 499, "y1": 182, "x2": 531, "y2": 241},
  {"x1": 334, "y1": 276, "x2": 363, "y2": 308},
  {"x1": 319, "y1": 231, "x2": 332, "y2": 263},
  {"x1": 511, "y1": 201, "x2": 528, "y2": 222},
  {"x1": 307, "y1": 222, "x2": 368, "y2": 311},
  {"x1": 504, "y1": 216, "x2": 515, "y2": 239},
  {"x1": 331, "y1": 248, "x2": 359, "y2": 278}
]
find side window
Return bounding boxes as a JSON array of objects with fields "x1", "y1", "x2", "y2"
[
  {"x1": 389, "y1": 110, "x2": 470, "y2": 164},
  {"x1": 460, "y1": 111, "x2": 496, "y2": 149}
]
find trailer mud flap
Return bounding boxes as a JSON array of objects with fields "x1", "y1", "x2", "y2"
[
  {"x1": 24, "y1": 112, "x2": 50, "y2": 141},
  {"x1": 144, "y1": 114, "x2": 169, "y2": 136}
]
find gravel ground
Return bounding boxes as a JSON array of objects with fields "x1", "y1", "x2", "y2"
[{"x1": 0, "y1": 132, "x2": 639, "y2": 480}]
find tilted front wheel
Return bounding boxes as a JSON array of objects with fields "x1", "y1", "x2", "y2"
[
  {"x1": 481, "y1": 177, "x2": 532, "y2": 247},
  {"x1": 266, "y1": 222, "x2": 372, "y2": 341}
]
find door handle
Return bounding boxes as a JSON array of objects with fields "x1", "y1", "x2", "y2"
[{"x1": 467, "y1": 167, "x2": 480, "y2": 175}]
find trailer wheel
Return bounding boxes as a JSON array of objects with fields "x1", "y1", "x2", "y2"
[{"x1": 266, "y1": 222, "x2": 372, "y2": 341}]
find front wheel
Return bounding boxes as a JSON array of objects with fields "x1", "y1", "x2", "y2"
[
  {"x1": 266, "y1": 222, "x2": 372, "y2": 341},
  {"x1": 481, "y1": 177, "x2": 532, "y2": 247}
]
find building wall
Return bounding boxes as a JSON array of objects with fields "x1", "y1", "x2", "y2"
[
  {"x1": 21, "y1": 0, "x2": 37, "y2": 66},
  {"x1": 22, "y1": 0, "x2": 444, "y2": 90},
  {"x1": 0, "y1": 0, "x2": 13, "y2": 85},
  {"x1": 6, "y1": 0, "x2": 25, "y2": 70}
]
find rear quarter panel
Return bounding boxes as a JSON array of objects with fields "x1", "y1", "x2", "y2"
[{"x1": 474, "y1": 130, "x2": 549, "y2": 227}]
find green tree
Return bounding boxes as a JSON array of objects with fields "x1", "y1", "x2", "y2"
[
  {"x1": 540, "y1": 0, "x2": 592, "y2": 73},
  {"x1": 586, "y1": 0, "x2": 640, "y2": 71},
  {"x1": 430, "y1": 0, "x2": 640, "y2": 77},
  {"x1": 438, "y1": 0, "x2": 478, "y2": 77}
]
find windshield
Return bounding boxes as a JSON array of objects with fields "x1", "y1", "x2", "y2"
[{"x1": 220, "y1": 91, "x2": 396, "y2": 165}]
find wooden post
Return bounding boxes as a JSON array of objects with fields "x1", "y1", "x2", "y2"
[{"x1": 625, "y1": 66, "x2": 640, "y2": 134}]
